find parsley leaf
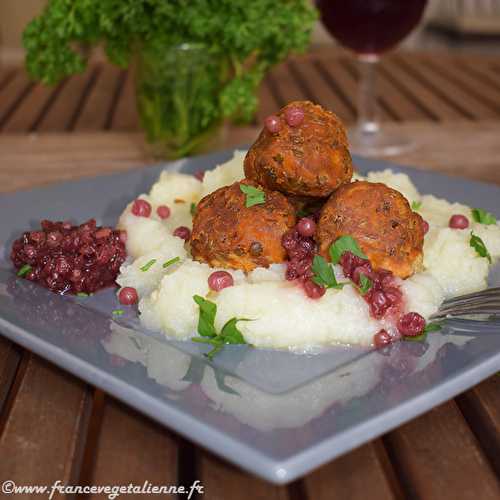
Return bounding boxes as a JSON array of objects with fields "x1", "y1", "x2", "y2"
[
  {"x1": 358, "y1": 274, "x2": 372, "y2": 295},
  {"x1": 220, "y1": 318, "x2": 249, "y2": 344},
  {"x1": 77, "y1": 292, "x2": 90, "y2": 297},
  {"x1": 424, "y1": 322, "x2": 442, "y2": 333},
  {"x1": 190, "y1": 203, "x2": 197, "y2": 216},
  {"x1": 329, "y1": 236, "x2": 368, "y2": 264},
  {"x1": 404, "y1": 322, "x2": 442, "y2": 343},
  {"x1": 162, "y1": 256, "x2": 180, "y2": 268},
  {"x1": 472, "y1": 208, "x2": 496, "y2": 225},
  {"x1": 311, "y1": 255, "x2": 346, "y2": 289},
  {"x1": 239, "y1": 184, "x2": 266, "y2": 208},
  {"x1": 404, "y1": 332, "x2": 427, "y2": 342},
  {"x1": 16, "y1": 264, "x2": 32, "y2": 277},
  {"x1": 193, "y1": 295, "x2": 217, "y2": 338},
  {"x1": 22, "y1": 0, "x2": 317, "y2": 125},
  {"x1": 140, "y1": 259, "x2": 156, "y2": 272},
  {"x1": 112, "y1": 309, "x2": 124, "y2": 316},
  {"x1": 192, "y1": 296, "x2": 249, "y2": 358},
  {"x1": 470, "y1": 232, "x2": 492, "y2": 263},
  {"x1": 411, "y1": 200, "x2": 422, "y2": 211}
]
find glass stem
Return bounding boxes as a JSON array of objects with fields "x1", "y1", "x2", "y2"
[{"x1": 357, "y1": 54, "x2": 380, "y2": 136}]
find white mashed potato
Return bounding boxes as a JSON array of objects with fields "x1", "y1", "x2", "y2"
[{"x1": 117, "y1": 153, "x2": 500, "y2": 350}]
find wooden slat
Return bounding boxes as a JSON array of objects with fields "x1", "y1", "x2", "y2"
[
  {"x1": 2, "y1": 81, "x2": 61, "y2": 133},
  {"x1": 0, "y1": 68, "x2": 17, "y2": 91},
  {"x1": 111, "y1": 69, "x2": 139, "y2": 131},
  {"x1": 0, "y1": 72, "x2": 33, "y2": 128},
  {"x1": 336, "y1": 56, "x2": 397, "y2": 121},
  {"x1": 73, "y1": 65, "x2": 122, "y2": 131},
  {"x1": 268, "y1": 62, "x2": 309, "y2": 106},
  {"x1": 459, "y1": 60, "x2": 500, "y2": 93},
  {"x1": 37, "y1": 69, "x2": 98, "y2": 132},
  {"x1": 423, "y1": 56, "x2": 500, "y2": 114},
  {"x1": 314, "y1": 57, "x2": 392, "y2": 122},
  {"x1": 456, "y1": 376, "x2": 500, "y2": 475},
  {"x1": 256, "y1": 77, "x2": 281, "y2": 122},
  {"x1": 341, "y1": 57, "x2": 432, "y2": 122},
  {"x1": 380, "y1": 58, "x2": 466, "y2": 121},
  {"x1": 88, "y1": 397, "x2": 178, "y2": 492},
  {"x1": 199, "y1": 452, "x2": 290, "y2": 500},
  {"x1": 0, "y1": 336, "x2": 22, "y2": 414},
  {"x1": 0, "y1": 355, "x2": 90, "y2": 493},
  {"x1": 288, "y1": 58, "x2": 355, "y2": 124},
  {"x1": 394, "y1": 55, "x2": 498, "y2": 120},
  {"x1": 384, "y1": 401, "x2": 500, "y2": 499},
  {"x1": 304, "y1": 441, "x2": 400, "y2": 500}
]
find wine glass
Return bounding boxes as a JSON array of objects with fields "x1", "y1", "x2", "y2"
[{"x1": 317, "y1": 0, "x2": 428, "y2": 156}]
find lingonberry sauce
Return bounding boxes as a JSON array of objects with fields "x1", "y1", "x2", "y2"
[{"x1": 11, "y1": 219, "x2": 126, "y2": 295}]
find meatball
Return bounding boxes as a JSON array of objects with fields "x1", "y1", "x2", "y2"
[
  {"x1": 191, "y1": 180, "x2": 296, "y2": 272},
  {"x1": 244, "y1": 100, "x2": 352, "y2": 197},
  {"x1": 316, "y1": 181, "x2": 424, "y2": 278}
]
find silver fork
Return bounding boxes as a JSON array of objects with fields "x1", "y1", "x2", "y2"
[{"x1": 430, "y1": 287, "x2": 500, "y2": 321}]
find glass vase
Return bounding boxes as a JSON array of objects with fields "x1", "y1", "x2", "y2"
[{"x1": 135, "y1": 43, "x2": 229, "y2": 159}]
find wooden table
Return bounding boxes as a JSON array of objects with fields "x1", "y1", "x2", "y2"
[{"x1": 1, "y1": 50, "x2": 500, "y2": 499}]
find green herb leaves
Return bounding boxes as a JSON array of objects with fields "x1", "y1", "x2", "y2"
[
  {"x1": 311, "y1": 255, "x2": 346, "y2": 289},
  {"x1": 192, "y1": 295, "x2": 249, "y2": 360},
  {"x1": 190, "y1": 202, "x2": 197, "y2": 216},
  {"x1": 358, "y1": 274, "x2": 372, "y2": 295},
  {"x1": 404, "y1": 322, "x2": 442, "y2": 342},
  {"x1": 424, "y1": 322, "x2": 442, "y2": 333},
  {"x1": 163, "y1": 256, "x2": 180, "y2": 268},
  {"x1": 470, "y1": 232, "x2": 492, "y2": 263},
  {"x1": 23, "y1": 0, "x2": 317, "y2": 125},
  {"x1": 192, "y1": 295, "x2": 250, "y2": 358},
  {"x1": 16, "y1": 264, "x2": 31, "y2": 277},
  {"x1": 472, "y1": 208, "x2": 496, "y2": 225},
  {"x1": 112, "y1": 309, "x2": 124, "y2": 316},
  {"x1": 239, "y1": 184, "x2": 266, "y2": 208},
  {"x1": 411, "y1": 200, "x2": 422, "y2": 211},
  {"x1": 140, "y1": 259, "x2": 156, "y2": 272},
  {"x1": 193, "y1": 295, "x2": 217, "y2": 338},
  {"x1": 329, "y1": 236, "x2": 367, "y2": 264}
]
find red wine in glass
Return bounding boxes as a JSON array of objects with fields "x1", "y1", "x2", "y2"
[
  {"x1": 317, "y1": 0, "x2": 427, "y2": 55},
  {"x1": 316, "y1": 0, "x2": 428, "y2": 156}
]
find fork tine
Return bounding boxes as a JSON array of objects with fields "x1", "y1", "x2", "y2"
[
  {"x1": 438, "y1": 298, "x2": 500, "y2": 313},
  {"x1": 431, "y1": 307, "x2": 500, "y2": 321},
  {"x1": 441, "y1": 287, "x2": 500, "y2": 306}
]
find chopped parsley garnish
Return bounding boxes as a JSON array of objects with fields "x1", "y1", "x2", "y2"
[
  {"x1": 424, "y1": 322, "x2": 442, "y2": 333},
  {"x1": 411, "y1": 200, "x2": 422, "y2": 211},
  {"x1": 472, "y1": 208, "x2": 496, "y2": 225},
  {"x1": 311, "y1": 255, "x2": 346, "y2": 289},
  {"x1": 77, "y1": 292, "x2": 90, "y2": 297},
  {"x1": 404, "y1": 322, "x2": 442, "y2": 342},
  {"x1": 329, "y1": 235, "x2": 368, "y2": 264},
  {"x1": 162, "y1": 256, "x2": 180, "y2": 268},
  {"x1": 239, "y1": 184, "x2": 266, "y2": 208},
  {"x1": 140, "y1": 259, "x2": 156, "y2": 272},
  {"x1": 358, "y1": 274, "x2": 372, "y2": 295},
  {"x1": 192, "y1": 295, "x2": 249, "y2": 359},
  {"x1": 16, "y1": 264, "x2": 32, "y2": 277},
  {"x1": 193, "y1": 295, "x2": 217, "y2": 338},
  {"x1": 470, "y1": 232, "x2": 492, "y2": 263},
  {"x1": 190, "y1": 202, "x2": 197, "y2": 216},
  {"x1": 112, "y1": 309, "x2": 124, "y2": 316}
]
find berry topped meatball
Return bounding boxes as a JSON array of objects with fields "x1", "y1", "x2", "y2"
[
  {"x1": 190, "y1": 180, "x2": 296, "y2": 272},
  {"x1": 244, "y1": 100, "x2": 352, "y2": 198},
  {"x1": 316, "y1": 181, "x2": 424, "y2": 278}
]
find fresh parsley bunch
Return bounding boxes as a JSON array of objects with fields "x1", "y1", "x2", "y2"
[{"x1": 23, "y1": 0, "x2": 317, "y2": 122}]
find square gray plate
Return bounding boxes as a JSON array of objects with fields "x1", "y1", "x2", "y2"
[{"x1": 1, "y1": 150, "x2": 500, "y2": 484}]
